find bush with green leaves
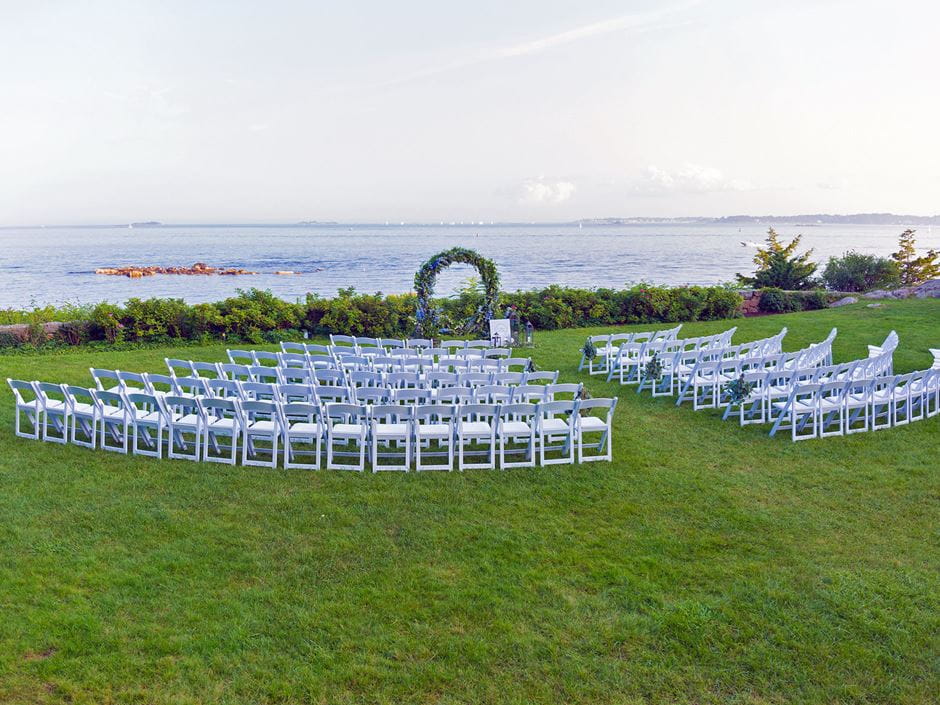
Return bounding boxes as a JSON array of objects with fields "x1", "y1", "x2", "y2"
[
  {"x1": 0, "y1": 284, "x2": 747, "y2": 350},
  {"x1": 758, "y1": 288, "x2": 831, "y2": 313},
  {"x1": 737, "y1": 228, "x2": 818, "y2": 290},
  {"x1": 822, "y1": 251, "x2": 900, "y2": 292}
]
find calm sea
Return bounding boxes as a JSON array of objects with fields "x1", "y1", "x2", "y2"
[{"x1": 1, "y1": 223, "x2": 936, "y2": 308}]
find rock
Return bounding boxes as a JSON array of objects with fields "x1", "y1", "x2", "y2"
[
  {"x1": 912, "y1": 279, "x2": 940, "y2": 298},
  {"x1": 275, "y1": 270, "x2": 297, "y2": 275},
  {"x1": 830, "y1": 296, "x2": 858, "y2": 307},
  {"x1": 866, "y1": 303, "x2": 884, "y2": 308}
]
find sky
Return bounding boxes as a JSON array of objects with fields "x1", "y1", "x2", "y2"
[{"x1": 0, "y1": 0, "x2": 938, "y2": 225}]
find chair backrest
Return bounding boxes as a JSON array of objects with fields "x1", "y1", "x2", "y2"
[
  {"x1": 238, "y1": 399, "x2": 279, "y2": 424},
  {"x1": 144, "y1": 373, "x2": 178, "y2": 395},
  {"x1": 370, "y1": 404, "x2": 413, "y2": 424},
  {"x1": 174, "y1": 376, "x2": 209, "y2": 397},
  {"x1": 239, "y1": 381, "x2": 277, "y2": 401},
  {"x1": 546, "y1": 383, "x2": 582, "y2": 401},
  {"x1": 247, "y1": 365, "x2": 279, "y2": 384},
  {"x1": 354, "y1": 387, "x2": 390, "y2": 405},
  {"x1": 93, "y1": 389, "x2": 126, "y2": 410},
  {"x1": 325, "y1": 402, "x2": 366, "y2": 423},
  {"x1": 117, "y1": 370, "x2": 147, "y2": 389},
  {"x1": 166, "y1": 358, "x2": 195, "y2": 376},
  {"x1": 35, "y1": 381, "x2": 67, "y2": 406},
  {"x1": 485, "y1": 348, "x2": 512, "y2": 359},
  {"x1": 227, "y1": 349, "x2": 254, "y2": 365},
  {"x1": 64, "y1": 385, "x2": 96, "y2": 409},
  {"x1": 7, "y1": 377, "x2": 37, "y2": 405},
  {"x1": 500, "y1": 402, "x2": 537, "y2": 421},
  {"x1": 198, "y1": 396, "x2": 239, "y2": 419},
  {"x1": 278, "y1": 352, "x2": 308, "y2": 368},
  {"x1": 314, "y1": 369, "x2": 346, "y2": 385},
  {"x1": 191, "y1": 361, "x2": 222, "y2": 379},
  {"x1": 90, "y1": 368, "x2": 120, "y2": 390},
  {"x1": 218, "y1": 363, "x2": 252, "y2": 381},
  {"x1": 458, "y1": 372, "x2": 492, "y2": 387},
  {"x1": 466, "y1": 340, "x2": 490, "y2": 349},
  {"x1": 330, "y1": 334, "x2": 357, "y2": 347},
  {"x1": 279, "y1": 368, "x2": 313, "y2": 385},
  {"x1": 441, "y1": 340, "x2": 466, "y2": 351},
  {"x1": 511, "y1": 384, "x2": 547, "y2": 403},
  {"x1": 502, "y1": 358, "x2": 531, "y2": 371},
  {"x1": 539, "y1": 400, "x2": 579, "y2": 421},
  {"x1": 406, "y1": 338, "x2": 433, "y2": 349},
  {"x1": 437, "y1": 388, "x2": 474, "y2": 405},
  {"x1": 348, "y1": 370, "x2": 384, "y2": 388},
  {"x1": 277, "y1": 383, "x2": 316, "y2": 403},
  {"x1": 280, "y1": 401, "x2": 320, "y2": 425},
  {"x1": 160, "y1": 394, "x2": 200, "y2": 417},
  {"x1": 391, "y1": 388, "x2": 431, "y2": 406},
  {"x1": 476, "y1": 385, "x2": 513, "y2": 403},
  {"x1": 124, "y1": 391, "x2": 161, "y2": 415},
  {"x1": 524, "y1": 370, "x2": 559, "y2": 385},
  {"x1": 493, "y1": 371, "x2": 526, "y2": 386},
  {"x1": 253, "y1": 350, "x2": 280, "y2": 367},
  {"x1": 314, "y1": 385, "x2": 350, "y2": 405},
  {"x1": 387, "y1": 371, "x2": 420, "y2": 389},
  {"x1": 208, "y1": 379, "x2": 241, "y2": 398},
  {"x1": 426, "y1": 371, "x2": 458, "y2": 388},
  {"x1": 281, "y1": 341, "x2": 306, "y2": 353},
  {"x1": 380, "y1": 338, "x2": 405, "y2": 349},
  {"x1": 459, "y1": 403, "x2": 497, "y2": 421},
  {"x1": 414, "y1": 403, "x2": 457, "y2": 423}
]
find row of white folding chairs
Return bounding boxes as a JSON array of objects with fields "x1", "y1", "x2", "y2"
[
  {"x1": 84, "y1": 370, "x2": 581, "y2": 407},
  {"x1": 326, "y1": 335, "x2": 497, "y2": 353},
  {"x1": 579, "y1": 324, "x2": 684, "y2": 375},
  {"x1": 764, "y1": 368, "x2": 940, "y2": 441},
  {"x1": 722, "y1": 345, "x2": 913, "y2": 426},
  {"x1": 669, "y1": 329, "x2": 848, "y2": 407},
  {"x1": 237, "y1": 345, "x2": 515, "y2": 368},
  {"x1": 167, "y1": 353, "x2": 533, "y2": 380},
  {"x1": 606, "y1": 326, "x2": 739, "y2": 383},
  {"x1": 125, "y1": 366, "x2": 559, "y2": 394},
  {"x1": 611, "y1": 326, "x2": 783, "y2": 390},
  {"x1": 634, "y1": 327, "x2": 842, "y2": 403},
  {"x1": 8, "y1": 379, "x2": 616, "y2": 470},
  {"x1": 648, "y1": 328, "x2": 790, "y2": 396}
]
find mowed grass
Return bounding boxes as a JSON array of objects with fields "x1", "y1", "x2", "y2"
[{"x1": 0, "y1": 299, "x2": 938, "y2": 704}]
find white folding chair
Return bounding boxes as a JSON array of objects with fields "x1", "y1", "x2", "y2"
[
  {"x1": 370, "y1": 404, "x2": 413, "y2": 472},
  {"x1": 162, "y1": 395, "x2": 203, "y2": 461},
  {"x1": 414, "y1": 404, "x2": 456, "y2": 472},
  {"x1": 64, "y1": 385, "x2": 99, "y2": 448},
  {"x1": 5, "y1": 380, "x2": 37, "y2": 441},
  {"x1": 34, "y1": 382, "x2": 69, "y2": 443},
  {"x1": 239, "y1": 399, "x2": 281, "y2": 468},
  {"x1": 325, "y1": 403, "x2": 368, "y2": 471},
  {"x1": 457, "y1": 404, "x2": 498, "y2": 470},
  {"x1": 281, "y1": 402, "x2": 322, "y2": 470},
  {"x1": 93, "y1": 389, "x2": 129, "y2": 453},
  {"x1": 198, "y1": 397, "x2": 241, "y2": 465},
  {"x1": 575, "y1": 398, "x2": 618, "y2": 462},
  {"x1": 497, "y1": 403, "x2": 537, "y2": 469},
  {"x1": 125, "y1": 391, "x2": 166, "y2": 458},
  {"x1": 537, "y1": 401, "x2": 578, "y2": 465}
]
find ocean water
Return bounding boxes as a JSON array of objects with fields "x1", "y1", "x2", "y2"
[{"x1": 0, "y1": 223, "x2": 936, "y2": 309}]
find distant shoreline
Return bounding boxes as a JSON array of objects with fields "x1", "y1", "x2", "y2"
[{"x1": 2, "y1": 213, "x2": 939, "y2": 230}]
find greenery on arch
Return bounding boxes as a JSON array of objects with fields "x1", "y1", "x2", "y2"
[{"x1": 414, "y1": 247, "x2": 500, "y2": 337}]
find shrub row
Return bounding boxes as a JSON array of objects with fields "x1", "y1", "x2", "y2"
[
  {"x1": 0, "y1": 284, "x2": 746, "y2": 349},
  {"x1": 756, "y1": 288, "x2": 831, "y2": 314}
]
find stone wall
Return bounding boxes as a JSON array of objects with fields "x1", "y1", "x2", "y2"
[{"x1": 0, "y1": 322, "x2": 67, "y2": 343}]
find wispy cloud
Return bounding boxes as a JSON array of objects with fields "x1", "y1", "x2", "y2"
[
  {"x1": 518, "y1": 176, "x2": 576, "y2": 204},
  {"x1": 636, "y1": 163, "x2": 754, "y2": 194},
  {"x1": 383, "y1": 0, "x2": 701, "y2": 86}
]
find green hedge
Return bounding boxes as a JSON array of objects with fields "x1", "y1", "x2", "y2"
[
  {"x1": 757, "y1": 288, "x2": 831, "y2": 314},
  {"x1": 0, "y1": 284, "x2": 745, "y2": 349}
]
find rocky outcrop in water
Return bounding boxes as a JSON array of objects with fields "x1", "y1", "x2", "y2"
[{"x1": 94, "y1": 262, "x2": 257, "y2": 277}]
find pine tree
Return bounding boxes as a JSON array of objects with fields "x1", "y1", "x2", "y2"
[
  {"x1": 736, "y1": 228, "x2": 818, "y2": 290},
  {"x1": 890, "y1": 229, "x2": 940, "y2": 287}
]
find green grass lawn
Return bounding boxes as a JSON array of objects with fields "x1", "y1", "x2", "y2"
[{"x1": 0, "y1": 299, "x2": 938, "y2": 704}]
